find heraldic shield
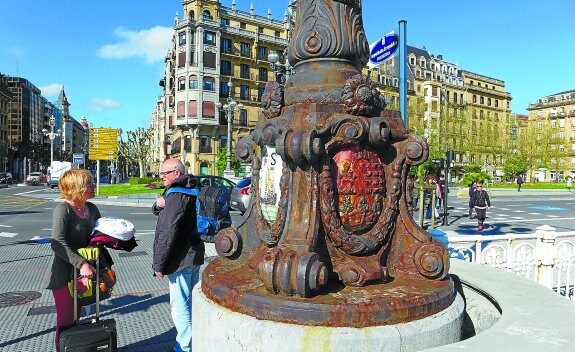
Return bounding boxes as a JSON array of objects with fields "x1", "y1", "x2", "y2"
[{"x1": 332, "y1": 147, "x2": 385, "y2": 234}]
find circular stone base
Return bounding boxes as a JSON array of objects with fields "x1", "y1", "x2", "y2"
[
  {"x1": 201, "y1": 258, "x2": 456, "y2": 327},
  {"x1": 192, "y1": 284, "x2": 465, "y2": 352}
]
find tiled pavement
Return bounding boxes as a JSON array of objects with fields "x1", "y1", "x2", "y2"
[{"x1": 0, "y1": 231, "x2": 218, "y2": 352}]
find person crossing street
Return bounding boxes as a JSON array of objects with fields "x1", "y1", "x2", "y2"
[{"x1": 470, "y1": 182, "x2": 491, "y2": 231}]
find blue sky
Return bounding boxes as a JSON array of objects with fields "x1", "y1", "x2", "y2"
[{"x1": 1, "y1": 0, "x2": 573, "y2": 133}]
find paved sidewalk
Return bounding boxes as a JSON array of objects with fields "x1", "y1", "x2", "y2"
[{"x1": 0, "y1": 229, "x2": 218, "y2": 351}]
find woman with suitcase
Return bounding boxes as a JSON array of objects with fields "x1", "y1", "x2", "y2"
[{"x1": 43, "y1": 169, "x2": 112, "y2": 350}]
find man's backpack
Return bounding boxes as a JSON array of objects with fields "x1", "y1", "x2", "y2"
[{"x1": 164, "y1": 186, "x2": 232, "y2": 242}]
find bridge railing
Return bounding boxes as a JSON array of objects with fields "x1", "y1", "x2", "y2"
[{"x1": 447, "y1": 225, "x2": 575, "y2": 302}]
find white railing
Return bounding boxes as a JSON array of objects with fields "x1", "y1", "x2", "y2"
[{"x1": 447, "y1": 225, "x2": 575, "y2": 302}]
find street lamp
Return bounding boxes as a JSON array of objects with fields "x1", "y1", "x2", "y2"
[
  {"x1": 216, "y1": 79, "x2": 243, "y2": 179},
  {"x1": 42, "y1": 115, "x2": 62, "y2": 168},
  {"x1": 268, "y1": 1, "x2": 297, "y2": 84}
]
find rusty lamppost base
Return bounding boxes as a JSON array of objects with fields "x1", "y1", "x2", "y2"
[{"x1": 202, "y1": 259, "x2": 455, "y2": 327}]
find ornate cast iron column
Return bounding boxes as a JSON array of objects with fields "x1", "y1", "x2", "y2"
[{"x1": 202, "y1": 0, "x2": 455, "y2": 327}]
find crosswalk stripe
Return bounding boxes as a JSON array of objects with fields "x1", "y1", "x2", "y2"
[
  {"x1": 0, "y1": 224, "x2": 12, "y2": 228},
  {"x1": 0, "y1": 232, "x2": 18, "y2": 238}
]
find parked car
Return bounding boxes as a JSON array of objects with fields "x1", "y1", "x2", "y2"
[
  {"x1": 193, "y1": 175, "x2": 236, "y2": 202},
  {"x1": 0, "y1": 172, "x2": 13, "y2": 185},
  {"x1": 25, "y1": 172, "x2": 43, "y2": 185},
  {"x1": 230, "y1": 177, "x2": 252, "y2": 214}
]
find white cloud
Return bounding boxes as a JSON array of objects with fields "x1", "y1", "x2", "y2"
[
  {"x1": 88, "y1": 98, "x2": 121, "y2": 112},
  {"x1": 98, "y1": 26, "x2": 173, "y2": 63},
  {"x1": 39, "y1": 83, "x2": 63, "y2": 97}
]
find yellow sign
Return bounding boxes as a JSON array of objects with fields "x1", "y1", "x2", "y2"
[{"x1": 89, "y1": 127, "x2": 120, "y2": 161}]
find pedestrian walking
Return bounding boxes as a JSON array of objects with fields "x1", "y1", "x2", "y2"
[
  {"x1": 468, "y1": 181, "x2": 477, "y2": 219},
  {"x1": 517, "y1": 175, "x2": 524, "y2": 192},
  {"x1": 152, "y1": 158, "x2": 204, "y2": 352},
  {"x1": 43, "y1": 169, "x2": 109, "y2": 350},
  {"x1": 567, "y1": 177, "x2": 572, "y2": 192},
  {"x1": 470, "y1": 182, "x2": 491, "y2": 231},
  {"x1": 437, "y1": 174, "x2": 446, "y2": 212}
]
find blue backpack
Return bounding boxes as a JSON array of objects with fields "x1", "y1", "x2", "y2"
[{"x1": 164, "y1": 186, "x2": 232, "y2": 242}]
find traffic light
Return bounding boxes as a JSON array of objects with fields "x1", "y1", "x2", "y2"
[{"x1": 446, "y1": 150, "x2": 455, "y2": 168}]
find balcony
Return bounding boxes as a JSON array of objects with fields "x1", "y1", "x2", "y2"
[
  {"x1": 257, "y1": 33, "x2": 289, "y2": 46},
  {"x1": 221, "y1": 25, "x2": 257, "y2": 40}
]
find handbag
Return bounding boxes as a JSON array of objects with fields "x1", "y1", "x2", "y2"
[{"x1": 68, "y1": 247, "x2": 116, "y2": 306}]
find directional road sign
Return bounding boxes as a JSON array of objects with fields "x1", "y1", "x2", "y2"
[{"x1": 89, "y1": 127, "x2": 120, "y2": 161}]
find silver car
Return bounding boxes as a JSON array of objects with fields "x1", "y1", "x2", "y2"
[{"x1": 230, "y1": 177, "x2": 252, "y2": 214}]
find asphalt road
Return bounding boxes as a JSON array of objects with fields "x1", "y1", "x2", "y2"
[
  {"x1": 0, "y1": 185, "x2": 243, "y2": 246},
  {"x1": 2, "y1": 184, "x2": 574, "y2": 244}
]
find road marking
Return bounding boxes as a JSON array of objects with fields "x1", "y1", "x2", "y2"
[
  {"x1": 511, "y1": 217, "x2": 524, "y2": 219},
  {"x1": 0, "y1": 232, "x2": 17, "y2": 238},
  {"x1": 528, "y1": 213, "x2": 541, "y2": 215},
  {"x1": 42, "y1": 228, "x2": 52, "y2": 231},
  {"x1": 0, "y1": 224, "x2": 12, "y2": 228},
  {"x1": 14, "y1": 189, "x2": 45, "y2": 196},
  {"x1": 460, "y1": 216, "x2": 575, "y2": 224},
  {"x1": 498, "y1": 208, "x2": 510, "y2": 210},
  {"x1": 528, "y1": 205, "x2": 569, "y2": 211},
  {"x1": 547, "y1": 215, "x2": 561, "y2": 218},
  {"x1": 513, "y1": 210, "x2": 526, "y2": 213}
]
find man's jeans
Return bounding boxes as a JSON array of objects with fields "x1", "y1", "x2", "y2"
[{"x1": 167, "y1": 266, "x2": 201, "y2": 352}]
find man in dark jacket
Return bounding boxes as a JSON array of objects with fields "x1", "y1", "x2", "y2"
[
  {"x1": 517, "y1": 175, "x2": 523, "y2": 192},
  {"x1": 152, "y1": 158, "x2": 204, "y2": 352},
  {"x1": 470, "y1": 182, "x2": 491, "y2": 231}
]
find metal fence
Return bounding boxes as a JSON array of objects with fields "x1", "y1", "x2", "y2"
[{"x1": 447, "y1": 225, "x2": 575, "y2": 301}]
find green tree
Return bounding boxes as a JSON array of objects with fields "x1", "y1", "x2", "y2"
[
  {"x1": 502, "y1": 155, "x2": 529, "y2": 179},
  {"x1": 215, "y1": 148, "x2": 241, "y2": 177}
]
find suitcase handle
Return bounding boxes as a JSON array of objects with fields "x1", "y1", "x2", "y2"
[{"x1": 73, "y1": 248, "x2": 102, "y2": 323}]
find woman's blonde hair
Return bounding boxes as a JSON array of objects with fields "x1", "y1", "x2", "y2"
[{"x1": 59, "y1": 169, "x2": 93, "y2": 203}]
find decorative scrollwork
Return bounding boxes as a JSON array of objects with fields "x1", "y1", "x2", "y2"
[
  {"x1": 261, "y1": 81, "x2": 284, "y2": 119},
  {"x1": 342, "y1": 74, "x2": 385, "y2": 116},
  {"x1": 235, "y1": 135, "x2": 257, "y2": 163},
  {"x1": 414, "y1": 243, "x2": 449, "y2": 280}
]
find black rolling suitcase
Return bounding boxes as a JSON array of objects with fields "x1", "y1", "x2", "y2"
[{"x1": 59, "y1": 251, "x2": 118, "y2": 352}]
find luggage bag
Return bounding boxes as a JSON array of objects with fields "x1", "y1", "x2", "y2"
[{"x1": 59, "y1": 249, "x2": 118, "y2": 352}]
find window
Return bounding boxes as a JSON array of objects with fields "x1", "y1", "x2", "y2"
[
  {"x1": 537, "y1": 121, "x2": 542, "y2": 129},
  {"x1": 202, "y1": 101, "x2": 215, "y2": 118},
  {"x1": 258, "y1": 27, "x2": 264, "y2": 34},
  {"x1": 188, "y1": 100, "x2": 197, "y2": 117},
  {"x1": 276, "y1": 50, "x2": 284, "y2": 63},
  {"x1": 560, "y1": 119, "x2": 565, "y2": 128},
  {"x1": 473, "y1": 95, "x2": 477, "y2": 103},
  {"x1": 203, "y1": 51, "x2": 216, "y2": 68},
  {"x1": 202, "y1": 10, "x2": 212, "y2": 20},
  {"x1": 177, "y1": 101, "x2": 185, "y2": 118},
  {"x1": 560, "y1": 131, "x2": 565, "y2": 140},
  {"x1": 219, "y1": 136, "x2": 228, "y2": 152},
  {"x1": 220, "y1": 82, "x2": 230, "y2": 97},
  {"x1": 178, "y1": 52, "x2": 186, "y2": 67},
  {"x1": 221, "y1": 60, "x2": 232, "y2": 75},
  {"x1": 221, "y1": 38, "x2": 232, "y2": 53},
  {"x1": 240, "y1": 85, "x2": 250, "y2": 100},
  {"x1": 189, "y1": 75, "x2": 198, "y2": 89},
  {"x1": 221, "y1": 17, "x2": 230, "y2": 26},
  {"x1": 178, "y1": 32, "x2": 186, "y2": 46},
  {"x1": 460, "y1": 94, "x2": 464, "y2": 104},
  {"x1": 178, "y1": 77, "x2": 186, "y2": 91},
  {"x1": 258, "y1": 67, "x2": 268, "y2": 82},
  {"x1": 204, "y1": 31, "x2": 215, "y2": 45},
  {"x1": 200, "y1": 136, "x2": 211, "y2": 153},
  {"x1": 258, "y1": 46, "x2": 268, "y2": 60},
  {"x1": 275, "y1": 31, "x2": 280, "y2": 37},
  {"x1": 203, "y1": 76, "x2": 215, "y2": 91},
  {"x1": 240, "y1": 22, "x2": 246, "y2": 29},
  {"x1": 487, "y1": 98, "x2": 491, "y2": 106},
  {"x1": 184, "y1": 136, "x2": 192, "y2": 152},
  {"x1": 239, "y1": 109, "x2": 248, "y2": 126},
  {"x1": 480, "y1": 96, "x2": 484, "y2": 104},
  {"x1": 240, "y1": 42, "x2": 250, "y2": 57},
  {"x1": 258, "y1": 87, "x2": 266, "y2": 101},
  {"x1": 240, "y1": 64, "x2": 250, "y2": 79},
  {"x1": 495, "y1": 100, "x2": 499, "y2": 108}
]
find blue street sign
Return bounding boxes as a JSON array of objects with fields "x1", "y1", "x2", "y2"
[
  {"x1": 369, "y1": 34, "x2": 399, "y2": 65},
  {"x1": 72, "y1": 153, "x2": 84, "y2": 164}
]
